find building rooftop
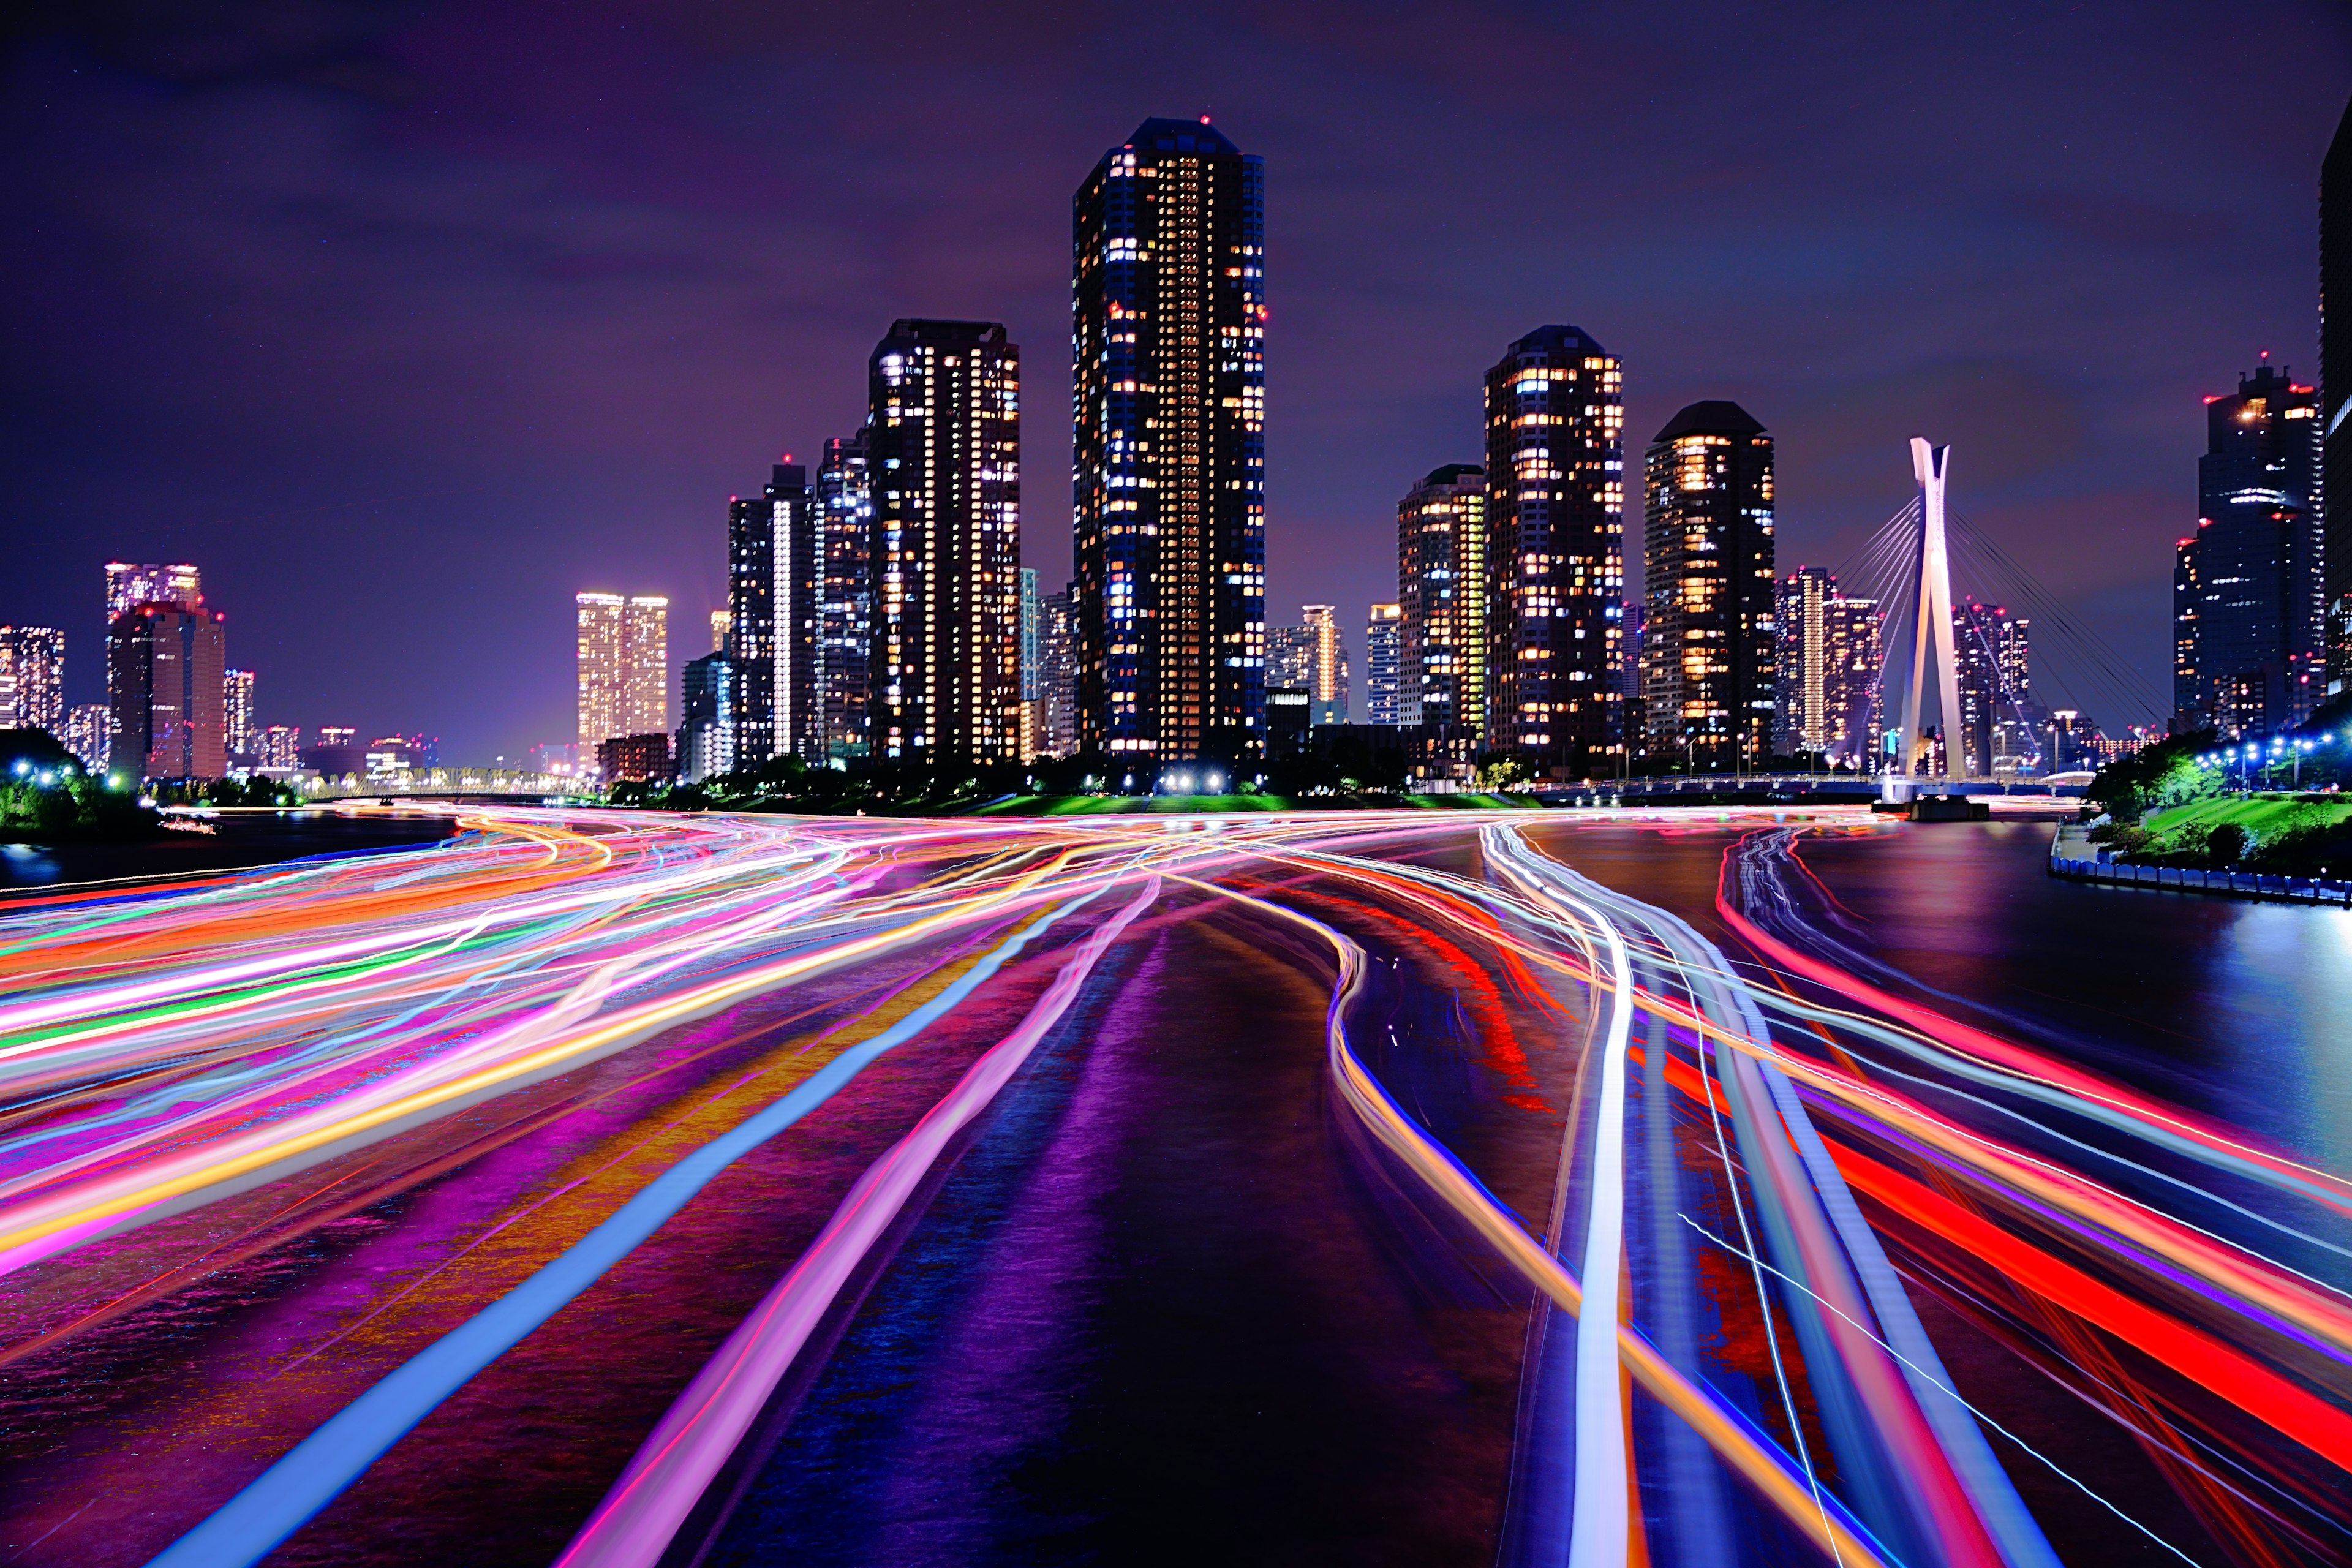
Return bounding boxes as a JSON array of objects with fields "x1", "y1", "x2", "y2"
[
  {"x1": 1125, "y1": 116, "x2": 1241, "y2": 156},
  {"x1": 1654, "y1": 399, "x2": 1766, "y2": 442}
]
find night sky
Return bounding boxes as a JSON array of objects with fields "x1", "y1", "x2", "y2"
[{"x1": 5, "y1": 3, "x2": 2348, "y2": 763}]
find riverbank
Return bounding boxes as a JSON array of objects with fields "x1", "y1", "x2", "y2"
[{"x1": 0, "y1": 810, "x2": 462, "y2": 895}]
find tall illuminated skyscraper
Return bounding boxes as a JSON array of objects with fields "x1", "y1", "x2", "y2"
[
  {"x1": 1774, "y1": 567, "x2": 1882, "y2": 768},
  {"x1": 709, "y1": 611, "x2": 730, "y2": 655},
  {"x1": 868, "y1": 319, "x2": 1022, "y2": 764},
  {"x1": 1073, "y1": 116, "x2": 1265, "y2": 761},
  {"x1": 0, "y1": 627, "x2": 64, "y2": 733},
  {"x1": 1954, "y1": 597, "x2": 2033, "y2": 777},
  {"x1": 1641, "y1": 401, "x2": 1775, "y2": 771},
  {"x1": 1397, "y1": 464, "x2": 1487, "y2": 734},
  {"x1": 1482, "y1": 326, "x2": 1625, "y2": 774},
  {"x1": 2324, "y1": 93, "x2": 2352, "y2": 688},
  {"x1": 2173, "y1": 360, "x2": 2322, "y2": 735},
  {"x1": 110, "y1": 603, "x2": 226, "y2": 779},
  {"x1": 1363, "y1": 604, "x2": 1403, "y2": 726},
  {"x1": 816, "y1": 433, "x2": 873, "y2": 761},
  {"x1": 105, "y1": 562, "x2": 200, "y2": 622},
  {"x1": 727, "y1": 462, "x2": 817, "y2": 764},
  {"x1": 222, "y1": 668, "x2": 256, "y2": 756},
  {"x1": 1038, "y1": 583, "x2": 1079, "y2": 757},
  {"x1": 63, "y1": 704, "x2": 111, "y2": 771},
  {"x1": 1300, "y1": 604, "x2": 1348, "y2": 724},
  {"x1": 576, "y1": 592, "x2": 668, "y2": 751}
]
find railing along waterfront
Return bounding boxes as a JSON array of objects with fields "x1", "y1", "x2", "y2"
[{"x1": 2049, "y1": 825, "x2": 2352, "y2": 908}]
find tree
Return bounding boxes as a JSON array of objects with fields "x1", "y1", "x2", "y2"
[{"x1": 2085, "y1": 729, "x2": 2216, "y2": 823}]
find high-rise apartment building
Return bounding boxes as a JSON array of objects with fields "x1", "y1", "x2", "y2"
[
  {"x1": 1954, "y1": 597, "x2": 2034, "y2": 777},
  {"x1": 816, "y1": 433, "x2": 873, "y2": 761},
  {"x1": 2324, "y1": 94, "x2": 2352, "y2": 689},
  {"x1": 1018, "y1": 568, "x2": 1042, "y2": 760},
  {"x1": 1073, "y1": 116, "x2": 1266, "y2": 761},
  {"x1": 257, "y1": 724, "x2": 300, "y2": 771},
  {"x1": 2172, "y1": 360, "x2": 2323, "y2": 736},
  {"x1": 1038, "y1": 584, "x2": 1079, "y2": 757},
  {"x1": 1642, "y1": 401, "x2": 1775, "y2": 771},
  {"x1": 709, "y1": 611, "x2": 730, "y2": 655},
  {"x1": 222, "y1": 668, "x2": 256, "y2": 756},
  {"x1": 1482, "y1": 325, "x2": 1626, "y2": 774},
  {"x1": 63, "y1": 704, "x2": 111, "y2": 772},
  {"x1": 727, "y1": 462, "x2": 818, "y2": 764},
  {"x1": 1773, "y1": 567, "x2": 1883, "y2": 769},
  {"x1": 0, "y1": 627, "x2": 64, "y2": 733},
  {"x1": 1363, "y1": 604, "x2": 1404, "y2": 725},
  {"x1": 868, "y1": 320, "x2": 1022, "y2": 764},
  {"x1": 1397, "y1": 464, "x2": 1487, "y2": 734},
  {"x1": 110, "y1": 603, "x2": 227, "y2": 779},
  {"x1": 576, "y1": 592, "x2": 669, "y2": 750},
  {"x1": 104, "y1": 562, "x2": 200, "y2": 623},
  {"x1": 677, "y1": 652, "x2": 739, "y2": 783},
  {"x1": 1300, "y1": 604, "x2": 1349, "y2": 724},
  {"x1": 1266, "y1": 623, "x2": 1314, "y2": 693}
]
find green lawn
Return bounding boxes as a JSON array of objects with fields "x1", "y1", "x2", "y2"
[{"x1": 2144, "y1": 794, "x2": 2352, "y2": 839}]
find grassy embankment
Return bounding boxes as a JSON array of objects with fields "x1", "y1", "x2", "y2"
[{"x1": 2142, "y1": 795, "x2": 2352, "y2": 838}]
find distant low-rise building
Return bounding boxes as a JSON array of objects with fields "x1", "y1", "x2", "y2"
[{"x1": 598, "y1": 731, "x2": 674, "y2": 784}]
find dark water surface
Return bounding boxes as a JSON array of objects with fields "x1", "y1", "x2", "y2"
[{"x1": 0, "y1": 812, "x2": 459, "y2": 893}]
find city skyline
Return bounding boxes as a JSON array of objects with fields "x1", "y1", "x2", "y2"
[{"x1": 2, "y1": 9, "x2": 2347, "y2": 762}]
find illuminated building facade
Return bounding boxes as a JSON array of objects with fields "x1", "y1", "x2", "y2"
[
  {"x1": 677, "y1": 652, "x2": 739, "y2": 782},
  {"x1": 104, "y1": 562, "x2": 200, "y2": 623},
  {"x1": 222, "y1": 668, "x2": 256, "y2": 756},
  {"x1": 1482, "y1": 325, "x2": 1626, "y2": 774},
  {"x1": 1773, "y1": 567, "x2": 1882, "y2": 768},
  {"x1": 1301, "y1": 604, "x2": 1348, "y2": 724},
  {"x1": 2326, "y1": 94, "x2": 2352, "y2": 688},
  {"x1": 867, "y1": 320, "x2": 1022, "y2": 764},
  {"x1": 728, "y1": 462, "x2": 817, "y2": 764},
  {"x1": 110, "y1": 602, "x2": 227, "y2": 779},
  {"x1": 576, "y1": 592, "x2": 669, "y2": 752},
  {"x1": 1073, "y1": 116, "x2": 1265, "y2": 761},
  {"x1": 0, "y1": 626, "x2": 64, "y2": 733},
  {"x1": 1266, "y1": 623, "x2": 1313, "y2": 693},
  {"x1": 64, "y1": 704, "x2": 112, "y2": 771},
  {"x1": 597, "y1": 731, "x2": 673, "y2": 784},
  {"x1": 1363, "y1": 604, "x2": 1403, "y2": 725},
  {"x1": 1642, "y1": 401, "x2": 1774, "y2": 771},
  {"x1": 1397, "y1": 464, "x2": 1487, "y2": 733},
  {"x1": 1954, "y1": 597, "x2": 2035, "y2": 777},
  {"x1": 2173, "y1": 361, "x2": 2322, "y2": 736},
  {"x1": 1037, "y1": 583, "x2": 1079, "y2": 757},
  {"x1": 257, "y1": 724, "x2": 300, "y2": 771},
  {"x1": 816, "y1": 433, "x2": 872, "y2": 761},
  {"x1": 709, "y1": 611, "x2": 729, "y2": 655}
]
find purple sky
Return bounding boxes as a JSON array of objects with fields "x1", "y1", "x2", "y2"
[{"x1": 5, "y1": 2, "x2": 2348, "y2": 761}]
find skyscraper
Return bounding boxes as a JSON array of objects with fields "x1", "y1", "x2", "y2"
[
  {"x1": 816, "y1": 433, "x2": 873, "y2": 761},
  {"x1": 1642, "y1": 401, "x2": 1775, "y2": 771},
  {"x1": 1301, "y1": 604, "x2": 1349, "y2": 724},
  {"x1": 1019, "y1": 568, "x2": 1042, "y2": 760},
  {"x1": 1954, "y1": 598, "x2": 2034, "y2": 777},
  {"x1": 1073, "y1": 116, "x2": 1266, "y2": 761},
  {"x1": 576, "y1": 592, "x2": 668, "y2": 752},
  {"x1": 1038, "y1": 583, "x2": 1079, "y2": 758},
  {"x1": 677, "y1": 652, "x2": 739, "y2": 783},
  {"x1": 1397, "y1": 464, "x2": 1487, "y2": 734},
  {"x1": 727, "y1": 462, "x2": 818, "y2": 764},
  {"x1": 257, "y1": 724, "x2": 300, "y2": 771},
  {"x1": 868, "y1": 319, "x2": 1022, "y2": 765},
  {"x1": 104, "y1": 562, "x2": 200, "y2": 623},
  {"x1": 2172, "y1": 360, "x2": 2323, "y2": 736},
  {"x1": 110, "y1": 603, "x2": 227, "y2": 779},
  {"x1": 63, "y1": 704, "x2": 111, "y2": 772},
  {"x1": 2324, "y1": 94, "x2": 2352, "y2": 690},
  {"x1": 1363, "y1": 604, "x2": 1404, "y2": 725},
  {"x1": 222, "y1": 668, "x2": 256, "y2": 757},
  {"x1": 709, "y1": 611, "x2": 730, "y2": 655},
  {"x1": 0, "y1": 627, "x2": 64, "y2": 733},
  {"x1": 1773, "y1": 567, "x2": 1883, "y2": 768},
  {"x1": 1266, "y1": 623, "x2": 1314, "y2": 695},
  {"x1": 1483, "y1": 325, "x2": 1626, "y2": 775}
]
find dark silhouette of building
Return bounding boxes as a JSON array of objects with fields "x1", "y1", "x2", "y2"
[
  {"x1": 677, "y1": 652, "x2": 739, "y2": 782},
  {"x1": 108, "y1": 603, "x2": 226, "y2": 779},
  {"x1": 816, "y1": 433, "x2": 872, "y2": 761},
  {"x1": 1641, "y1": 401, "x2": 1774, "y2": 770},
  {"x1": 728, "y1": 461, "x2": 818, "y2": 765},
  {"x1": 597, "y1": 732, "x2": 673, "y2": 784},
  {"x1": 1073, "y1": 116, "x2": 1265, "y2": 761},
  {"x1": 2325, "y1": 94, "x2": 2352, "y2": 691},
  {"x1": 1482, "y1": 325, "x2": 1626, "y2": 775},
  {"x1": 2173, "y1": 360, "x2": 2322, "y2": 736},
  {"x1": 1396, "y1": 464, "x2": 1486, "y2": 734},
  {"x1": 867, "y1": 319, "x2": 1022, "y2": 765}
]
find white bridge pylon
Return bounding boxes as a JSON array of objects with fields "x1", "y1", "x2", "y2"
[{"x1": 1896, "y1": 436, "x2": 1963, "y2": 780}]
